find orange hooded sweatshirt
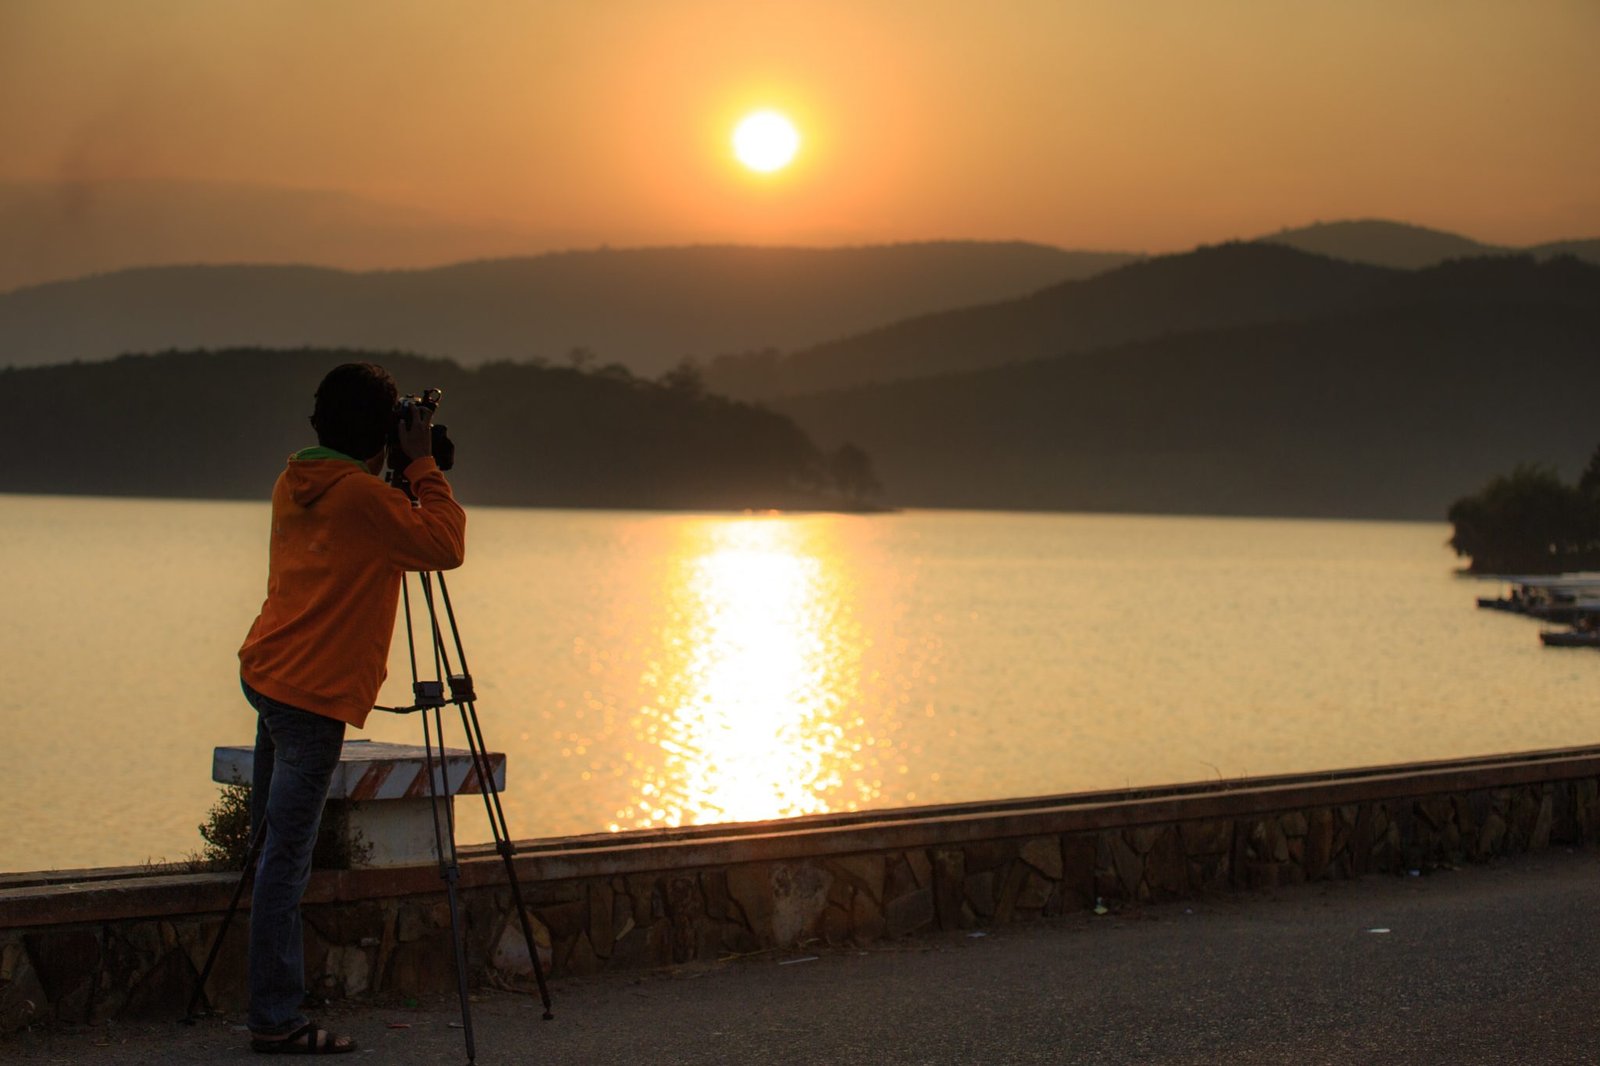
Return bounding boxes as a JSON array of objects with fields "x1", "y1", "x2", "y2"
[{"x1": 239, "y1": 448, "x2": 466, "y2": 728}]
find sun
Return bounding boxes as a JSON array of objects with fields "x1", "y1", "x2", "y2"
[{"x1": 732, "y1": 110, "x2": 800, "y2": 173}]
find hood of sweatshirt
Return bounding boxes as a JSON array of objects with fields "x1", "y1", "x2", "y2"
[{"x1": 284, "y1": 447, "x2": 370, "y2": 507}]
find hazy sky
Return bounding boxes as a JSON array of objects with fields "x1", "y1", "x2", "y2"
[{"x1": 3, "y1": 0, "x2": 1597, "y2": 253}]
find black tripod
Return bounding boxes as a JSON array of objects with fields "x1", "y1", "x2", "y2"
[
  {"x1": 183, "y1": 568, "x2": 554, "y2": 1064},
  {"x1": 381, "y1": 566, "x2": 556, "y2": 1059}
]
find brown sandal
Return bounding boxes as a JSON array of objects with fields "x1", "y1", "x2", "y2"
[{"x1": 250, "y1": 1020, "x2": 357, "y2": 1054}]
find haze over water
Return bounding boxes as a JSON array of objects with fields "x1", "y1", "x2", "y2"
[{"x1": 5, "y1": 496, "x2": 1598, "y2": 873}]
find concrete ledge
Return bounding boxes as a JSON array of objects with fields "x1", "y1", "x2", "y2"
[{"x1": 5, "y1": 745, "x2": 1600, "y2": 1031}]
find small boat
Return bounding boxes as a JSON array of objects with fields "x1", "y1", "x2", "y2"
[
  {"x1": 1477, "y1": 574, "x2": 1600, "y2": 619},
  {"x1": 1540, "y1": 629, "x2": 1600, "y2": 648}
]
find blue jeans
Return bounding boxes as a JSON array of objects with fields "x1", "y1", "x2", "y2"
[{"x1": 242, "y1": 680, "x2": 346, "y2": 1035}]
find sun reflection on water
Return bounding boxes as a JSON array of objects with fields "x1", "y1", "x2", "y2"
[{"x1": 618, "y1": 517, "x2": 880, "y2": 829}]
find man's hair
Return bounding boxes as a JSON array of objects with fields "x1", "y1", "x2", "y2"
[{"x1": 309, "y1": 363, "x2": 397, "y2": 459}]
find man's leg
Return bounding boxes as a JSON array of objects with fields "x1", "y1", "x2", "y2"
[{"x1": 242, "y1": 683, "x2": 345, "y2": 1036}]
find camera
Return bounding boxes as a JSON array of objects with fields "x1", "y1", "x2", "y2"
[{"x1": 389, "y1": 387, "x2": 455, "y2": 472}]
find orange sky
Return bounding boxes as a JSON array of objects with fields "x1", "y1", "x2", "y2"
[{"x1": 2, "y1": 0, "x2": 1597, "y2": 254}]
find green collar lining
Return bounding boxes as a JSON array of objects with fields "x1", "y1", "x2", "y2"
[{"x1": 292, "y1": 446, "x2": 366, "y2": 467}]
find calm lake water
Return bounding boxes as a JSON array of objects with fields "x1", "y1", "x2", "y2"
[{"x1": 3, "y1": 496, "x2": 1596, "y2": 873}]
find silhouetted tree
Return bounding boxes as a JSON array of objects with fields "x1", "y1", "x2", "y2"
[
  {"x1": 1448, "y1": 463, "x2": 1600, "y2": 574},
  {"x1": 658, "y1": 358, "x2": 706, "y2": 397},
  {"x1": 828, "y1": 443, "x2": 884, "y2": 506}
]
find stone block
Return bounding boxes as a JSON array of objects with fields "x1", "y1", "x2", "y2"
[
  {"x1": 1244, "y1": 862, "x2": 1280, "y2": 889},
  {"x1": 725, "y1": 864, "x2": 774, "y2": 939},
  {"x1": 1, "y1": 938, "x2": 48, "y2": 1032},
  {"x1": 1245, "y1": 819, "x2": 1269, "y2": 861},
  {"x1": 965, "y1": 870, "x2": 998, "y2": 918},
  {"x1": 771, "y1": 862, "x2": 832, "y2": 946},
  {"x1": 821, "y1": 902, "x2": 853, "y2": 946},
  {"x1": 826, "y1": 855, "x2": 886, "y2": 901},
  {"x1": 1143, "y1": 827, "x2": 1187, "y2": 900},
  {"x1": 851, "y1": 889, "x2": 886, "y2": 944},
  {"x1": 1267, "y1": 821, "x2": 1290, "y2": 864},
  {"x1": 23, "y1": 928, "x2": 101, "y2": 1022},
  {"x1": 644, "y1": 921, "x2": 675, "y2": 968},
  {"x1": 718, "y1": 920, "x2": 761, "y2": 957},
  {"x1": 384, "y1": 926, "x2": 451, "y2": 995},
  {"x1": 305, "y1": 900, "x2": 388, "y2": 949},
  {"x1": 1016, "y1": 871, "x2": 1054, "y2": 912},
  {"x1": 320, "y1": 945, "x2": 372, "y2": 998},
  {"x1": 906, "y1": 850, "x2": 933, "y2": 888},
  {"x1": 1478, "y1": 811, "x2": 1508, "y2": 856},
  {"x1": 994, "y1": 860, "x2": 1030, "y2": 924},
  {"x1": 665, "y1": 875, "x2": 704, "y2": 920},
  {"x1": 612, "y1": 890, "x2": 636, "y2": 943},
  {"x1": 1188, "y1": 854, "x2": 1229, "y2": 892},
  {"x1": 119, "y1": 949, "x2": 196, "y2": 1020},
  {"x1": 1128, "y1": 826, "x2": 1162, "y2": 854},
  {"x1": 524, "y1": 879, "x2": 586, "y2": 907},
  {"x1": 885, "y1": 888, "x2": 934, "y2": 938},
  {"x1": 1020, "y1": 837, "x2": 1063, "y2": 880},
  {"x1": 932, "y1": 848, "x2": 965, "y2": 931},
  {"x1": 1532, "y1": 792, "x2": 1554, "y2": 850},
  {"x1": 567, "y1": 932, "x2": 603, "y2": 976},
  {"x1": 1179, "y1": 819, "x2": 1232, "y2": 856},
  {"x1": 588, "y1": 882, "x2": 615, "y2": 958},
  {"x1": 606, "y1": 927, "x2": 652, "y2": 970},
  {"x1": 490, "y1": 912, "x2": 551, "y2": 979},
  {"x1": 537, "y1": 900, "x2": 589, "y2": 942},
  {"x1": 1108, "y1": 832, "x2": 1142, "y2": 898},
  {"x1": 1059, "y1": 835, "x2": 1097, "y2": 909},
  {"x1": 1417, "y1": 797, "x2": 1453, "y2": 831},
  {"x1": 395, "y1": 902, "x2": 435, "y2": 943},
  {"x1": 884, "y1": 854, "x2": 920, "y2": 902},
  {"x1": 962, "y1": 839, "x2": 1018, "y2": 874},
  {"x1": 625, "y1": 873, "x2": 663, "y2": 925},
  {"x1": 1304, "y1": 808, "x2": 1334, "y2": 880},
  {"x1": 1351, "y1": 806, "x2": 1375, "y2": 872}
]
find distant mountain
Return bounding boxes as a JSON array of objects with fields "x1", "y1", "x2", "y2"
[
  {"x1": 0, "y1": 242, "x2": 1138, "y2": 376},
  {"x1": 1255, "y1": 220, "x2": 1502, "y2": 269},
  {"x1": 0, "y1": 348, "x2": 875, "y2": 510},
  {"x1": 0, "y1": 178, "x2": 552, "y2": 293},
  {"x1": 1529, "y1": 238, "x2": 1600, "y2": 263},
  {"x1": 708, "y1": 243, "x2": 1600, "y2": 400},
  {"x1": 706, "y1": 243, "x2": 1395, "y2": 398},
  {"x1": 1256, "y1": 219, "x2": 1600, "y2": 270},
  {"x1": 770, "y1": 255, "x2": 1600, "y2": 520}
]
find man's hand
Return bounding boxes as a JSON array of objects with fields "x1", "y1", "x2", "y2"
[{"x1": 396, "y1": 406, "x2": 434, "y2": 464}]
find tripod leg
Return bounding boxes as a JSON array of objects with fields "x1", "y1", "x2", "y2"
[
  {"x1": 460, "y1": 703, "x2": 554, "y2": 1018},
  {"x1": 181, "y1": 816, "x2": 269, "y2": 1023},
  {"x1": 423, "y1": 704, "x2": 478, "y2": 1064}
]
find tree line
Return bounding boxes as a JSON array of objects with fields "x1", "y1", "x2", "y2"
[
  {"x1": 0, "y1": 347, "x2": 885, "y2": 511},
  {"x1": 1448, "y1": 449, "x2": 1600, "y2": 574}
]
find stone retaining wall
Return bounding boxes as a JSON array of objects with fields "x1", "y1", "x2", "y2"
[{"x1": 5, "y1": 747, "x2": 1600, "y2": 1033}]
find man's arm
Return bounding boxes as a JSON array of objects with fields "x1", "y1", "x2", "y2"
[{"x1": 369, "y1": 407, "x2": 466, "y2": 571}]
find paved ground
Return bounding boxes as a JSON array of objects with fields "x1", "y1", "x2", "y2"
[{"x1": 10, "y1": 847, "x2": 1600, "y2": 1065}]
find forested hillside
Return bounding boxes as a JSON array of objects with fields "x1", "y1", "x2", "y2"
[
  {"x1": 0, "y1": 348, "x2": 880, "y2": 510},
  {"x1": 773, "y1": 300, "x2": 1600, "y2": 520},
  {"x1": 0, "y1": 242, "x2": 1136, "y2": 374},
  {"x1": 707, "y1": 245, "x2": 1600, "y2": 400}
]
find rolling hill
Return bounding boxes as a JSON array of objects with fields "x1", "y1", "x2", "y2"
[
  {"x1": 1256, "y1": 219, "x2": 1600, "y2": 270},
  {"x1": 769, "y1": 255, "x2": 1600, "y2": 520},
  {"x1": 0, "y1": 242, "x2": 1137, "y2": 375},
  {"x1": 708, "y1": 244, "x2": 1600, "y2": 400},
  {"x1": 706, "y1": 244, "x2": 1395, "y2": 398}
]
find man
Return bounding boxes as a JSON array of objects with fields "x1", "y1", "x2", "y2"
[{"x1": 237, "y1": 363, "x2": 465, "y2": 1054}]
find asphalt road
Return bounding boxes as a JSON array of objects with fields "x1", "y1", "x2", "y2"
[{"x1": 10, "y1": 847, "x2": 1600, "y2": 1065}]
